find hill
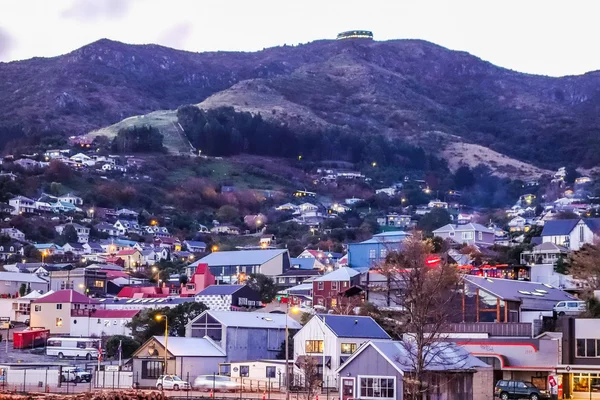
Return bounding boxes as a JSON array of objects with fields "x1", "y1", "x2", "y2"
[{"x1": 3, "y1": 38, "x2": 600, "y2": 169}]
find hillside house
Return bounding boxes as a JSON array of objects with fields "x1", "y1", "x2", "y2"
[
  {"x1": 347, "y1": 231, "x2": 411, "y2": 269},
  {"x1": 0, "y1": 228, "x2": 25, "y2": 241},
  {"x1": 0, "y1": 240, "x2": 24, "y2": 260},
  {"x1": 193, "y1": 285, "x2": 261, "y2": 311},
  {"x1": 30, "y1": 290, "x2": 99, "y2": 335},
  {"x1": 115, "y1": 249, "x2": 144, "y2": 270},
  {"x1": 433, "y1": 223, "x2": 495, "y2": 247},
  {"x1": 9, "y1": 196, "x2": 35, "y2": 215},
  {"x1": 193, "y1": 249, "x2": 290, "y2": 283},
  {"x1": 541, "y1": 218, "x2": 600, "y2": 251},
  {"x1": 184, "y1": 240, "x2": 207, "y2": 253},
  {"x1": 179, "y1": 264, "x2": 216, "y2": 297},
  {"x1": 55, "y1": 223, "x2": 90, "y2": 243},
  {"x1": 57, "y1": 193, "x2": 83, "y2": 206},
  {"x1": 210, "y1": 225, "x2": 241, "y2": 235}
]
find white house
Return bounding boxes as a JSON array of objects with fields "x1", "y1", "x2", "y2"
[
  {"x1": 293, "y1": 314, "x2": 391, "y2": 387},
  {"x1": 428, "y1": 200, "x2": 448, "y2": 209},
  {"x1": 9, "y1": 196, "x2": 36, "y2": 215},
  {"x1": 375, "y1": 188, "x2": 396, "y2": 196},
  {"x1": 0, "y1": 228, "x2": 25, "y2": 241},
  {"x1": 70, "y1": 309, "x2": 139, "y2": 337},
  {"x1": 57, "y1": 193, "x2": 83, "y2": 206},
  {"x1": 55, "y1": 223, "x2": 90, "y2": 243},
  {"x1": 298, "y1": 203, "x2": 318, "y2": 213},
  {"x1": 541, "y1": 218, "x2": 600, "y2": 251}
]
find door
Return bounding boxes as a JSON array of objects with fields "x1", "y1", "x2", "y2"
[{"x1": 341, "y1": 378, "x2": 355, "y2": 400}]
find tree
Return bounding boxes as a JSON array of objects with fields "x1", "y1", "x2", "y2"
[
  {"x1": 127, "y1": 302, "x2": 207, "y2": 343},
  {"x1": 18, "y1": 283, "x2": 27, "y2": 297},
  {"x1": 376, "y1": 237, "x2": 465, "y2": 400},
  {"x1": 570, "y1": 244, "x2": 600, "y2": 292},
  {"x1": 179, "y1": 274, "x2": 189, "y2": 285},
  {"x1": 247, "y1": 273, "x2": 278, "y2": 303},
  {"x1": 216, "y1": 205, "x2": 240, "y2": 223},
  {"x1": 417, "y1": 208, "x2": 451, "y2": 236},
  {"x1": 453, "y1": 166, "x2": 475, "y2": 189},
  {"x1": 57, "y1": 225, "x2": 78, "y2": 245},
  {"x1": 295, "y1": 354, "x2": 322, "y2": 400},
  {"x1": 105, "y1": 335, "x2": 140, "y2": 359}
]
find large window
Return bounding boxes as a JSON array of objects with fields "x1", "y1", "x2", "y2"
[
  {"x1": 331, "y1": 281, "x2": 338, "y2": 291},
  {"x1": 240, "y1": 365, "x2": 249, "y2": 377},
  {"x1": 576, "y1": 339, "x2": 600, "y2": 357},
  {"x1": 142, "y1": 361, "x2": 164, "y2": 379},
  {"x1": 94, "y1": 280, "x2": 104, "y2": 288},
  {"x1": 369, "y1": 250, "x2": 376, "y2": 259},
  {"x1": 305, "y1": 340, "x2": 324, "y2": 353},
  {"x1": 462, "y1": 232, "x2": 474, "y2": 240},
  {"x1": 341, "y1": 343, "x2": 357, "y2": 354},
  {"x1": 359, "y1": 376, "x2": 395, "y2": 399},
  {"x1": 266, "y1": 366, "x2": 276, "y2": 378}
]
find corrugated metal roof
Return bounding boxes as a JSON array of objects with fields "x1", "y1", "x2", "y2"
[
  {"x1": 194, "y1": 249, "x2": 287, "y2": 267},
  {"x1": 197, "y1": 285, "x2": 245, "y2": 296},
  {"x1": 313, "y1": 267, "x2": 359, "y2": 282},
  {"x1": 541, "y1": 219, "x2": 579, "y2": 236},
  {"x1": 318, "y1": 315, "x2": 390, "y2": 339},
  {"x1": 153, "y1": 336, "x2": 226, "y2": 357},
  {"x1": 464, "y1": 276, "x2": 575, "y2": 305},
  {"x1": 0, "y1": 271, "x2": 47, "y2": 284},
  {"x1": 194, "y1": 310, "x2": 301, "y2": 330},
  {"x1": 33, "y1": 290, "x2": 99, "y2": 304}
]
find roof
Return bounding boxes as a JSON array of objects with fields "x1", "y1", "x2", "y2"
[
  {"x1": 464, "y1": 276, "x2": 575, "y2": 306},
  {"x1": 317, "y1": 315, "x2": 390, "y2": 339},
  {"x1": 531, "y1": 242, "x2": 569, "y2": 252},
  {"x1": 64, "y1": 243, "x2": 84, "y2": 250},
  {"x1": 313, "y1": 267, "x2": 359, "y2": 282},
  {"x1": 32, "y1": 290, "x2": 99, "y2": 304},
  {"x1": 191, "y1": 310, "x2": 302, "y2": 330},
  {"x1": 279, "y1": 269, "x2": 321, "y2": 277},
  {"x1": 433, "y1": 223, "x2": 494, "y2": 234},
  {"x1": 290, "y1": 258, "x2": 318, "y2": 270},
  {"x1": 197, "y1": 285, "x2": 246, "y2": 296},
  {"x1": 116, "y1": 249, "x2": 140, "y2": 256},
  {"x1": 92, "y1": 309, "x2": 140, "y2": 318},
  {"x1": 185, "y1": 240, "x2": 207, "y2": 248},
  {"x1": 281, "y1": 282, "x2": 313, "y2": 294},
  {"x1": 152, "y1": 336, "x2": 226, "y2": 357},
  {"x1": 338, "y1": 340, "x2": 488, "y2": 374},
  {"x1": 194, "y1": 249, "x2": 287, "y2": 267},
  {"x1": 541, "y1": 219, "x2": 579, "y2": 236},
  {"x1": 0, "y1": 272, "x2": 47, "y2": 284},
  {"x1": 357, "y1": 231, "x2": 411, "y2": 244}
]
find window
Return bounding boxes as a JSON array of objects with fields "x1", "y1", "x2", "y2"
[
  {"x1": 331, "y1": 298, "x2": 337, "y2": 308},
  {"x1": 266, "y1": 366, "x2": 276, "y2": 378},
  {"x1": 478, "y1": 232, "x2": 483, "y2": 241},
  {"x1": 278, "y1": 278, "x2": 285, "y2": 284},
  {"x1": 369, "y1": 249, "x2": 376, "y2": 259},
  {"x1": 341, "y1": 343, "x2": 357, "y2": 354},
  {"x1": 305, "y1": 340, "x2": 324, "y2": 353},
  {"x1": 289, "y1": 277, "x2": 297, "y2": 284},
  {"x1": 331, "y1": 281, "x2": 339, "y2": 291},
  {"x1": 317, "y1": 282, "x2": 324, "y2": 290},
  {"x1": 359, "y1": 377, "x2": 395, "y2": 399},
  {"x1": 239, "y1": 366, "x2": 249, "y2": 377},
  {"x1": 94, "y1": 280, "x2": 104, "y2": 288},
  {"x1": 142, "y1": 361, "x2": 163, "y2": 379},
  {"x1": 380, "y1": 248, "x2": 387, "y2": 258},
  {"x1": 462, "y1": 232, "x2": 474, "y2": 240},
  {"x1": 576, "y1": 339, "x2": 600, "y2": 357},
  {"x1": 55, "y1": 318, "x2": 63, "y2": 327},
  {"x1": 34, "y1": 305, "x2": 41, "y2": 312},
  {"x1": 580, "y1": 225, "x2": 585, "y2": 242},
  {"x1": 56, "y1": 304, "x2": 62, "y2": 310},
  {"x1": 9, "y1": 247, "x2": 13, "y2": 252}
]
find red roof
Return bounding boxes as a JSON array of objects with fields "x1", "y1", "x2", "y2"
[
  {"x1": 307, "y1": 250, "x2": 327, "y2": 259},
  {"x1": 100, "y1": 270, "x2": 129, "y2": 279},
  {"x1": 194, "y1": 263, "x2": 209, "y2": 275},
  {"x1": 33, "y1": 290, "x2": 100, "y2": 304},
  {"x1": 116, "y1": 286, "x2": 168, "y2": 298},
  {"x1": 116, "y1": 249, "x2": 139, "y2": 256},
  {"x1": 92, "y1": 309, "x2": 140, "y2": 318}
]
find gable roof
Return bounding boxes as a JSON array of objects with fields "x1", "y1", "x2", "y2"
[
  {"x1": 531, "y1": 242, "x2": 569, "y2": 252},
  {"x1": 93, "y1": 309, "x2": 140, "y2": 318},
  {"x1": 317, "y1": 314, "x2": 390, "y2": 339},
  {"x1": 152, "y1": 336, "x2": 226, "y2": 357},
  {"x1": 197, "y1": 285, "x2": 246, "y2": 296},
  {"x1": 185, "y1": 240, "x2": 207, "y2": 248},
  {"x1": 194, "y1": 249, "x2": 287, "y2": 267},
  {"x1": 190, "y1": 310, "x2": 302, "y2": 330},
  {"x1": 0, "y1": 272, "x2": 47, "y2": 284},
  {"x1": 313, "y1": 267, "x2": 359, "y2": 282},
  {"x1": 32, "y1": 290, "x2": 99, "y2": 304},
  {"x1": 290, "y1": 258, "x2": 318, "y2": 270},
  {"x1": 433, "y1": 223, "x2": 494, "y2": 234},
  {"x1": 541, "y1": 219, "x2": 579, "y2": 236}
]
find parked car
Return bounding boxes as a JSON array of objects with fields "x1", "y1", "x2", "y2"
[
  {"x1": 155, "y1": 375, "x2": 191, "y2": 391},
  {"x1": 61, "y1": 367, "x2": 92, "y2": 383},
  {"x1": 193, "y1": 375, "x2": 240, "y2": 392},
  {"x1": 494, "y1": 380, "x2": 549, "y2": 400},
  {"x1": 554, "y1": 300, "x2": 586, "y2": 316}
]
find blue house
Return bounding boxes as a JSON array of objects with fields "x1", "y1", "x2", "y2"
[{"x1": 347, "y1": 231, "x2": 411, "y2": 269}]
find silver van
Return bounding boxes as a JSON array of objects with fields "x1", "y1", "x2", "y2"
[{"x1": 554, "y1": 300, "x2": 586, "y2": 316}]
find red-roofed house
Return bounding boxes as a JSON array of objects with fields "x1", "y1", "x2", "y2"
[
  {"x1": 115, "y1": 249, "x2": 143, "y2": 271},
  {"x1": 180, "y1": 263, "x2": 216, "y2": 297},
  {"x1": 31, "y1": 290, "x2": 99, "y2": 335}
]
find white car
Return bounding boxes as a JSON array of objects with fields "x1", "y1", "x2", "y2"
[
  {"x1": 554, "y1": 300, "x2": 586, "y2": 316},
  {"x1": 156, "y1": 375, "x2": 191, "y2": 391},
  {"x1": 193, "y1": 375, "x2": 240, "y2": 392}
]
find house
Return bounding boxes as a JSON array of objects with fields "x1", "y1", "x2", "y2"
[
  {"x1": 70, "y1": 153, "x2": 94, "y2": 165},
  {"x1": 115, "y1": 208, "x2": 139, "y2": 220},
  {"x1": 433, "y1": 223, "x2": 495, "y2": 247},
  {"x1": 0, "y1": 271, "x2": 49, "y2": 296},
  {"x1": 114, "y1": 219, "x2": 140, "y2": 235},
  {"x1": 344, "y1": 198, "x2": 363, "y2": 206},
  {"x1": 0, "y1": 228, "x2": 25, "y2": 241},
  {"x1": 49, "y1": 269, "x2": 107, "y2": 296},
  {"x1": 70, "y1": 309, "x2": 140, "y2": 337},
  {"x1": 276, "y1": 203, "x2": 299, "y2": 212},
  {"x1": 457, "y1": 213, "x2": 473, "y2": 224},
  {"x1": 297, "y1": 249, "x2": 342, "y2": 266},
  {"x1": 14, "y1": 158, "x2": 46, "y2": 170},
  {"x1": 55, "y1": 223, "x2": 90, "y2": 243},
  {"x1": 0, "y1": 240, "x2": 24, "y2": 261},
  {"x1": 276, "y1": 268, "x2": 321, "y2": 287},
  {"x1": 154, "y1": 236, "x2": 181, "y2": 252},
  {"x1": 115, "y1": 249, "x2": 144, "y2": 270},
  {"x1": 459, "y1": 275, "x2": 576, "y2": 323},
  {"x1": 541, "y1": 218, "x2": 600, "y2": 251},
  {"x1": 184, "y1": 240, "x2": 207, "y2": 253},
  {"x1": 375, "y1": 187, "x2": 396, "y2": 196},
  {"x1": 299, "y1": 203, "x2": 318, "y2": 213},
  {"x1": 508, "y1": 216, "x2": 529, "y2": 232},
  {"x1": 290, "y1": 256, "x2": 326, "y2": 270},
  {"x1": 192, "y1": 249, "x2": 290, "y2": 283},
  {"x1": 336, "y1": 340, "x2": 489, "y2": 400},
  {"x1": 62, "y1": 243, "x2": 86, "y2": 256},
  {"x1": 210, "y1": 225, "x2": 241, "y2": 235},
  {"x1": 179, "y1": 264, "x2": 216, "y2": 297},
  {"x1": 30, "y1": 290, "x2": 99, "y2": 334},
  {"x1": 293, "y1": 315, "x2": 391, "y2": 387},
  {"x1": 33, "y1": 243, "x2": 62, "y2": 256},
  {"x1": 57, "y1": 193, "x2": 83, "y2": 206},
  {"x1": 186, "y1": 310, "x2": 301, "y2": 363},
  {"x1": 193, "y1": 285, "x2": 262, "y2": 310},
  {"x1": 95, "y1": 222, "x2": 120, "y2": 237},
  {"x1": 312, "y1": 267, "x2": 361, "y2": 310},
  {"x1": 377, "y1": 213, "x2": 411, "y2": 228},
  {"x1": 132, "y1": 336, "x2": 226, "y2": 388},
  {"x1": 428, "y1": 199, "x2": 448, "y2": 209},
  {"x1": 347, "y1": 231, "x2": 411, "y2": 269},
  {"x1": 9, "y1": 196, "x2": 35, "y2": 215},
  {"x1": 83, "y1": 242, "x2": 105, "y2": 254}
]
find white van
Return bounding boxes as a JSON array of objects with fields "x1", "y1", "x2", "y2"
[{"x1": 554, "y1": 300, "x2": 586, "y2": 316}]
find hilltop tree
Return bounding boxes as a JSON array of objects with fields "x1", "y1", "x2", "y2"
[
  {"x1": 453, "y1": 166, "x2": 475, "y2": 189},
  {"x1": 127, "y1": 302, "x2": 207, "y2": 343},
  {"x1": 417, "y1": 208, "x2": 451, "y2": 236}
]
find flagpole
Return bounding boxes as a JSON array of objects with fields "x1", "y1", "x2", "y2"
[{"x1": 118, "y1": 340, "x2": 122, "y2": 367}]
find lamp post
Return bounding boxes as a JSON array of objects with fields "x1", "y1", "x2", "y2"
[
  {"x1": 284, "y1": 300, "x2": 299, "y2": 400},
  {"x1": 155, "y1": 314, "x2": 168, "y2": 374}
]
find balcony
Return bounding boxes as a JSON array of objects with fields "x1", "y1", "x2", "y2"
[
  {"x1": 71, "y1": 309, "x2": 96, "y2": 317},
  {"x1": 442, "y1": 322, "x2": 533, "y2": 337}
]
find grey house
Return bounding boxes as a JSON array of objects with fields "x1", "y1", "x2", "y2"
[
  {"x1": 185, "y1": 310, "x2": 302, "y2": 363},
  {"x1": 432, "y1": 223, "x2": 495, "y2": 247},
  {"x1": 336, "y1": 340, "x2": 488, "y2": 400}
]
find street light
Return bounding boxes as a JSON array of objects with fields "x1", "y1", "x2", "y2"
[
  {"x1": 42, "y1": 250, "x2": 48, "y2": 264},
  {"x1": 155, "y1": 314, "x2": 168, "y2": 374},
  {"x1": 211, "y1": 245, "x2": 219, "y2": 252},
  {"x1": 284, "y1": 301, "x2": 299, "y2": 400}
]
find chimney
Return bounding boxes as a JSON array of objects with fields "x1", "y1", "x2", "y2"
[{"x1": 354, "y1": 319, "x2": 358, "y2": 324}]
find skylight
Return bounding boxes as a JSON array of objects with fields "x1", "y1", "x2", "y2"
[
  {"x1": 543, "y1": 283, "x2": 553, "y2": 288},
  {"x1": 518, "y1": 290, "x2": 532, "y2": 295},
  {"x1": 486, "y1": 278, "x2": 494, "y2": 283},
  {"x1": 530, "y1": 292, "x2": 544, "y2": 296},
  {"x1": 535, "y1": 289, "x2": 548, "y2": 294}
]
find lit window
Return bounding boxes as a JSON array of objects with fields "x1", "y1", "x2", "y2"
[
  {"x1": 380, "y1": 249, "x2": 387, "y2": 258},
  {"x1": 305, "y1": 340, "x2": 324, "y2": 353},
  {"x1": 341, "y1": 343, "x2": 358, "y2": 354}
]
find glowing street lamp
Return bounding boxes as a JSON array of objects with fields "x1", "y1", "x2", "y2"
[
  {"x1": 155, "y1": 314, "x2": 168, "y2": 374},
  {"x1": 211, "y1": 245, "x2": 219, "y2": 252}
]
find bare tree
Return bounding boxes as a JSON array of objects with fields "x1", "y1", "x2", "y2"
[
  {"x1": 375, "y1": 237, "x2": 466, "y2": 400},
  {"x1": 570, "y1": 243, "x2": 600, "y2": 293},
  {"x1": 331, "y1": 295, "x2": 363, "y2": 315},
  {"x1": 296, "y1": 356, "x2": 322, "y2": 400}
]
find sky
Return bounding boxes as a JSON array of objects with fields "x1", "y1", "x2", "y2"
[{"x1": 0, "y1": 0, "x2": 599, "y2": 77}]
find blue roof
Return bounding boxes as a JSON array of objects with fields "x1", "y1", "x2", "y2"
[
  {"x1": 290, "y1": 258, "x2": 316, "y2": 270},
  {"x1": 584, "y1": 218, "x2": 600, "y2": 233},
  {"x1": 194, "y1": 249, "x2": 287, "y2": 267},
  {"x1": 357, "y1": 231, "x2": 411, "y2": 245},
  {"x1": 541, "y1": 219, "x2": 579, "y2": 236},
  {"x1": 318, "y1": 315, "x2": 390, "y2": 339},
  {"x1": 197, "y1": 284, "x2": 246, "y2": 296}
]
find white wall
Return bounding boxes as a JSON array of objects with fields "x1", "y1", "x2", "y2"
[
  {"x1": 70, "y1": 317, "x2": 133, "y2": 337},
  {"x1": 575, "y1": 319, "x2": 600, "y2": 339}
]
